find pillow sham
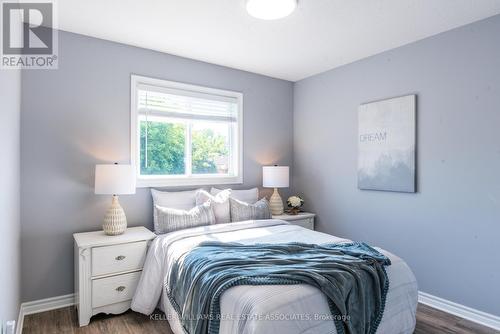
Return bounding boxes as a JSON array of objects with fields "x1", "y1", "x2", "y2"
[
  {"x1": 154, "y1": 202, "x2": 215, "y2": 234},
  {"x1": 151, "y1": 189, "x2": 198, "y2": 210},
  {"x1": 211, "y1": 187, "x2": 259, "y2": 204},
  {"x1": 229, "y1": 197, "x2": 272, "y2": 223},
  {"x1": 151, "y1": 189, "x2": 199, "y2": 227},
  {"x1": 195, "y1": 189, "x2": 231, "y2": 224}
]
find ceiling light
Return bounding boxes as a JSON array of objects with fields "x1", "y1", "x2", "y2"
[{"x1": 246, "y1": 0, "x2": 297, "y2": 20}]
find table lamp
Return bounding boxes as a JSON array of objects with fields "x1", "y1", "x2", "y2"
[
  {"x1": 263, "y1": 165, "x2": 289, "y2": 215},
  {"x1": 95, "y1": 163, "x2": 136, "y2": 235}
]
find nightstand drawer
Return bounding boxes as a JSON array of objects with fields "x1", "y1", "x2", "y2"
[
  {"x1": 92, "y1": 241, "x2": 147, "y2": 276},
  {"x1": 292, "y1": 219, "x2": 314, "y2": 230},
  {"x1": 75, "y1": 227, "x2": 156, "y2": 326},
  {"x1": 92, "y1": 271, "x2": 141, "y2": 308},
  {"x1": 272, "y1": 213, "x2": 315, "y2": 230}
]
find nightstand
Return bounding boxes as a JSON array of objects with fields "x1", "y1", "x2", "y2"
[
  {"x1": 73, "y1": 226, "x2": 156, "y2": 326},
  {"x1": 272, "y1": 212, "x2": 316, "y2": 230}
]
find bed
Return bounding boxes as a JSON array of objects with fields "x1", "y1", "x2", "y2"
[{"x1": 131, "y1": 219, "x2": 418, "y2": 334}]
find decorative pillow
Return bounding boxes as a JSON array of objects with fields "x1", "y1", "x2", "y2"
[
  {"x1": 195, "y1": 189, "x2": 231, "y2": 224},
  {"x1": 229, "y1": 198, "x2": 271, "y2": 222},
  {"x1": 211, "y1": 187, "x2": 259, "y2": 204},
  {"x1": 151, "y1": 189, "x2": 199, "y2": 209},
  {"x1": 154, "y1": 202, "x2": 215, "y2": 234},
  {"x1": 151, "y1": 189, "x2": 199, "y2": 227}
]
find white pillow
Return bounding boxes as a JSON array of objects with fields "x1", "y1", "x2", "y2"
[
  {"x1": 154, "y1": 202, "x2": 215, "y2": 234},
  {"x1": 195, "y1": 189, "x2": 231, "y2": 224},
  {"x1": 151, "y1": 189, "x2": 199, "y2": 227},
  {"x1": 151, "y1": 189, "x2": 199, "y2": 210},
  {"x1": 211, "y1": 187, "x2": 258, "y2": 204}
]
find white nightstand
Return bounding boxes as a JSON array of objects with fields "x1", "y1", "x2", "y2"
[
  {"x1": 272, "y1": 212, "x2": 316, "y2": 230},
  {"x1": 73, "y1": 226, "x2": 156, "y2": 326}
]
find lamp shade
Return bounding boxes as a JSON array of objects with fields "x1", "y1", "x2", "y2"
[
  {"x1": 95, "y1": 164, "x2": 136, "y2": 195},
  {"x1": 263, "y1": 166, "x2": 289, "y2": 188}
]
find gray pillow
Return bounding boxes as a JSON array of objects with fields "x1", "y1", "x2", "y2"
[
  {"x1": 151, "y1": 189, "x2": 199, "y2": 228},
  {"x1": 229, "y1": 198, "x2": 271, "y2": 222},
  {"x1": 154, "y1": 202, "x2": 215, "y2": 234}
]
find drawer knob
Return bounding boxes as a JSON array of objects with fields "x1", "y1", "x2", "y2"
[
  {"x1": 115, "y1": 255, "x2": 126, "y2": 261},
  {"x1": 116, "y1": 286, "x2": 126, "y2": 292}
]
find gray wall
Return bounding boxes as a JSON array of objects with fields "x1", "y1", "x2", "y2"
[
  {"x1": 21, "y1": 31, "x2": 293, "y2": 301},
  {"x1": 293, "y1": 15, "x2": 500, "y2": 315},
  {"x1": 0, "y1": 69, "x2": 21, "y2": 321}
]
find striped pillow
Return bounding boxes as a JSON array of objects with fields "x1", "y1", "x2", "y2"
[
  {"x1": 154, "y1": 202, "x2": 215, "y2": 234},
  {"x1": 229, "y1": 198, "x2": 271, "y2": 222}
]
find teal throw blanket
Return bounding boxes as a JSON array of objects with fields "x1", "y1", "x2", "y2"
[{"x1": 166, "y1": 242, "x2": 390, "y2": 334}]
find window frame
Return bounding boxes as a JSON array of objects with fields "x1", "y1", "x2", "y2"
[{"x1": 130, "y1": 75, "x2": 243, "y2": 187}]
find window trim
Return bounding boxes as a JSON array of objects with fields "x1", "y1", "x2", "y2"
[{"x1": 130, "y1": 75, "x2": 243, "y2": 188}]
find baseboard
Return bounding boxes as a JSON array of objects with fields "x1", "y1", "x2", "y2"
[
  {"x1": 14, "y1": 292, "x2": 499, "y2": 333},
  {"x1": 16, "y1": 304, "x2": 23, "y2": 334},
  {"x1": 16, "y1": 294, "x2": 75, "y2": 334},
  {"x1": 418, "y1": 291, "x2": 500, "y2": 331}
]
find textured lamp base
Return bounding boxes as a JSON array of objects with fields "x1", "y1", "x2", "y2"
[
  {"x1": 269, "y1": 188, "x2": 284, "y2": 215},
  {"x1": 103, "y1": 195, "x2": 127, "y2": 236}
]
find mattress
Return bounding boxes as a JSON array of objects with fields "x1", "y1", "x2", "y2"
[{"x1": 131, "y1": 220, "x2": 418, "y2": 334}]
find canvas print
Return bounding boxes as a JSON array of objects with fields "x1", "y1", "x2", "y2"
[{"x1": 358, "y1": 95, "x2": 416, "y2": 193}]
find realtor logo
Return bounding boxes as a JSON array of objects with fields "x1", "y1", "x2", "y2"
[{"x1": 1, "y1": 0, "x2": 58, "y2": 69}]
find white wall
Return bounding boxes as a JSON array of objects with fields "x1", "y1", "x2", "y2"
[{"x1": 0, "y1": 69, "x2": 21, "y2": 322}]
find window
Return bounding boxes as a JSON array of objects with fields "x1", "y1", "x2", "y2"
[{"x1": 131, "y1": 75, "x2": 243, "y2": 187}]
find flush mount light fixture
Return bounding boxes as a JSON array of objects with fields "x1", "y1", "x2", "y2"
[{"x1": 246, "y1": 0, "x2": 297, "y2": 20}]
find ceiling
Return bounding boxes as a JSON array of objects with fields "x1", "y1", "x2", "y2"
[{"x1": 56, "y1": 0, "x2": 500, "y2": 81}]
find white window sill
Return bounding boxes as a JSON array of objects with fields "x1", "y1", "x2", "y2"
[{"x1": 136, "y1": 175, "x2": 243, "y2": 188}]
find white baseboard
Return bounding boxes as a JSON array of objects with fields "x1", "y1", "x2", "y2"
[
  {"x1": 16, "y1": 305, "x2": 23, "y2": 334},
  {"x1": 419, "y1": 291, "x2": 500, "y2": 331},
  {"x1": 15, "y1": 292, "x2": 499, "y2": 333},
  {"x1": 16, "y1": 294, "x2": 75, "y2": 334}
]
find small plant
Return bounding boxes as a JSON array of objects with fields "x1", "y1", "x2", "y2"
[{"x1": 287, "y1": 196, "x2": 304, "y2": 215}]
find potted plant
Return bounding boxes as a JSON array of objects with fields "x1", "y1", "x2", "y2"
[{"x1": 286, "y1": 196, "x2": 304, "y2": 215}]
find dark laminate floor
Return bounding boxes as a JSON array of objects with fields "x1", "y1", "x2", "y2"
[
  {"x1": 23, "y1": 304, "x2": 499, "y2": 334},
  {"x1": 414, "y1": 304, "x2": 499, "y2": 334}
]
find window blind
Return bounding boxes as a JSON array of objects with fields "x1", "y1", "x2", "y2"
[{"x1": 137, "y1": 84, "x2": 238, "y2": 122}]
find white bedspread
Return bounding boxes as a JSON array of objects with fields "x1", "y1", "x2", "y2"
[{"x1": 132, "y1": 220, "x2": 418, "y2": 334}]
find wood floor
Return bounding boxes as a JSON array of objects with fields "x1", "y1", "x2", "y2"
[{"x1": 23, "y1": 303, "x2": 499, "y2": 334}]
